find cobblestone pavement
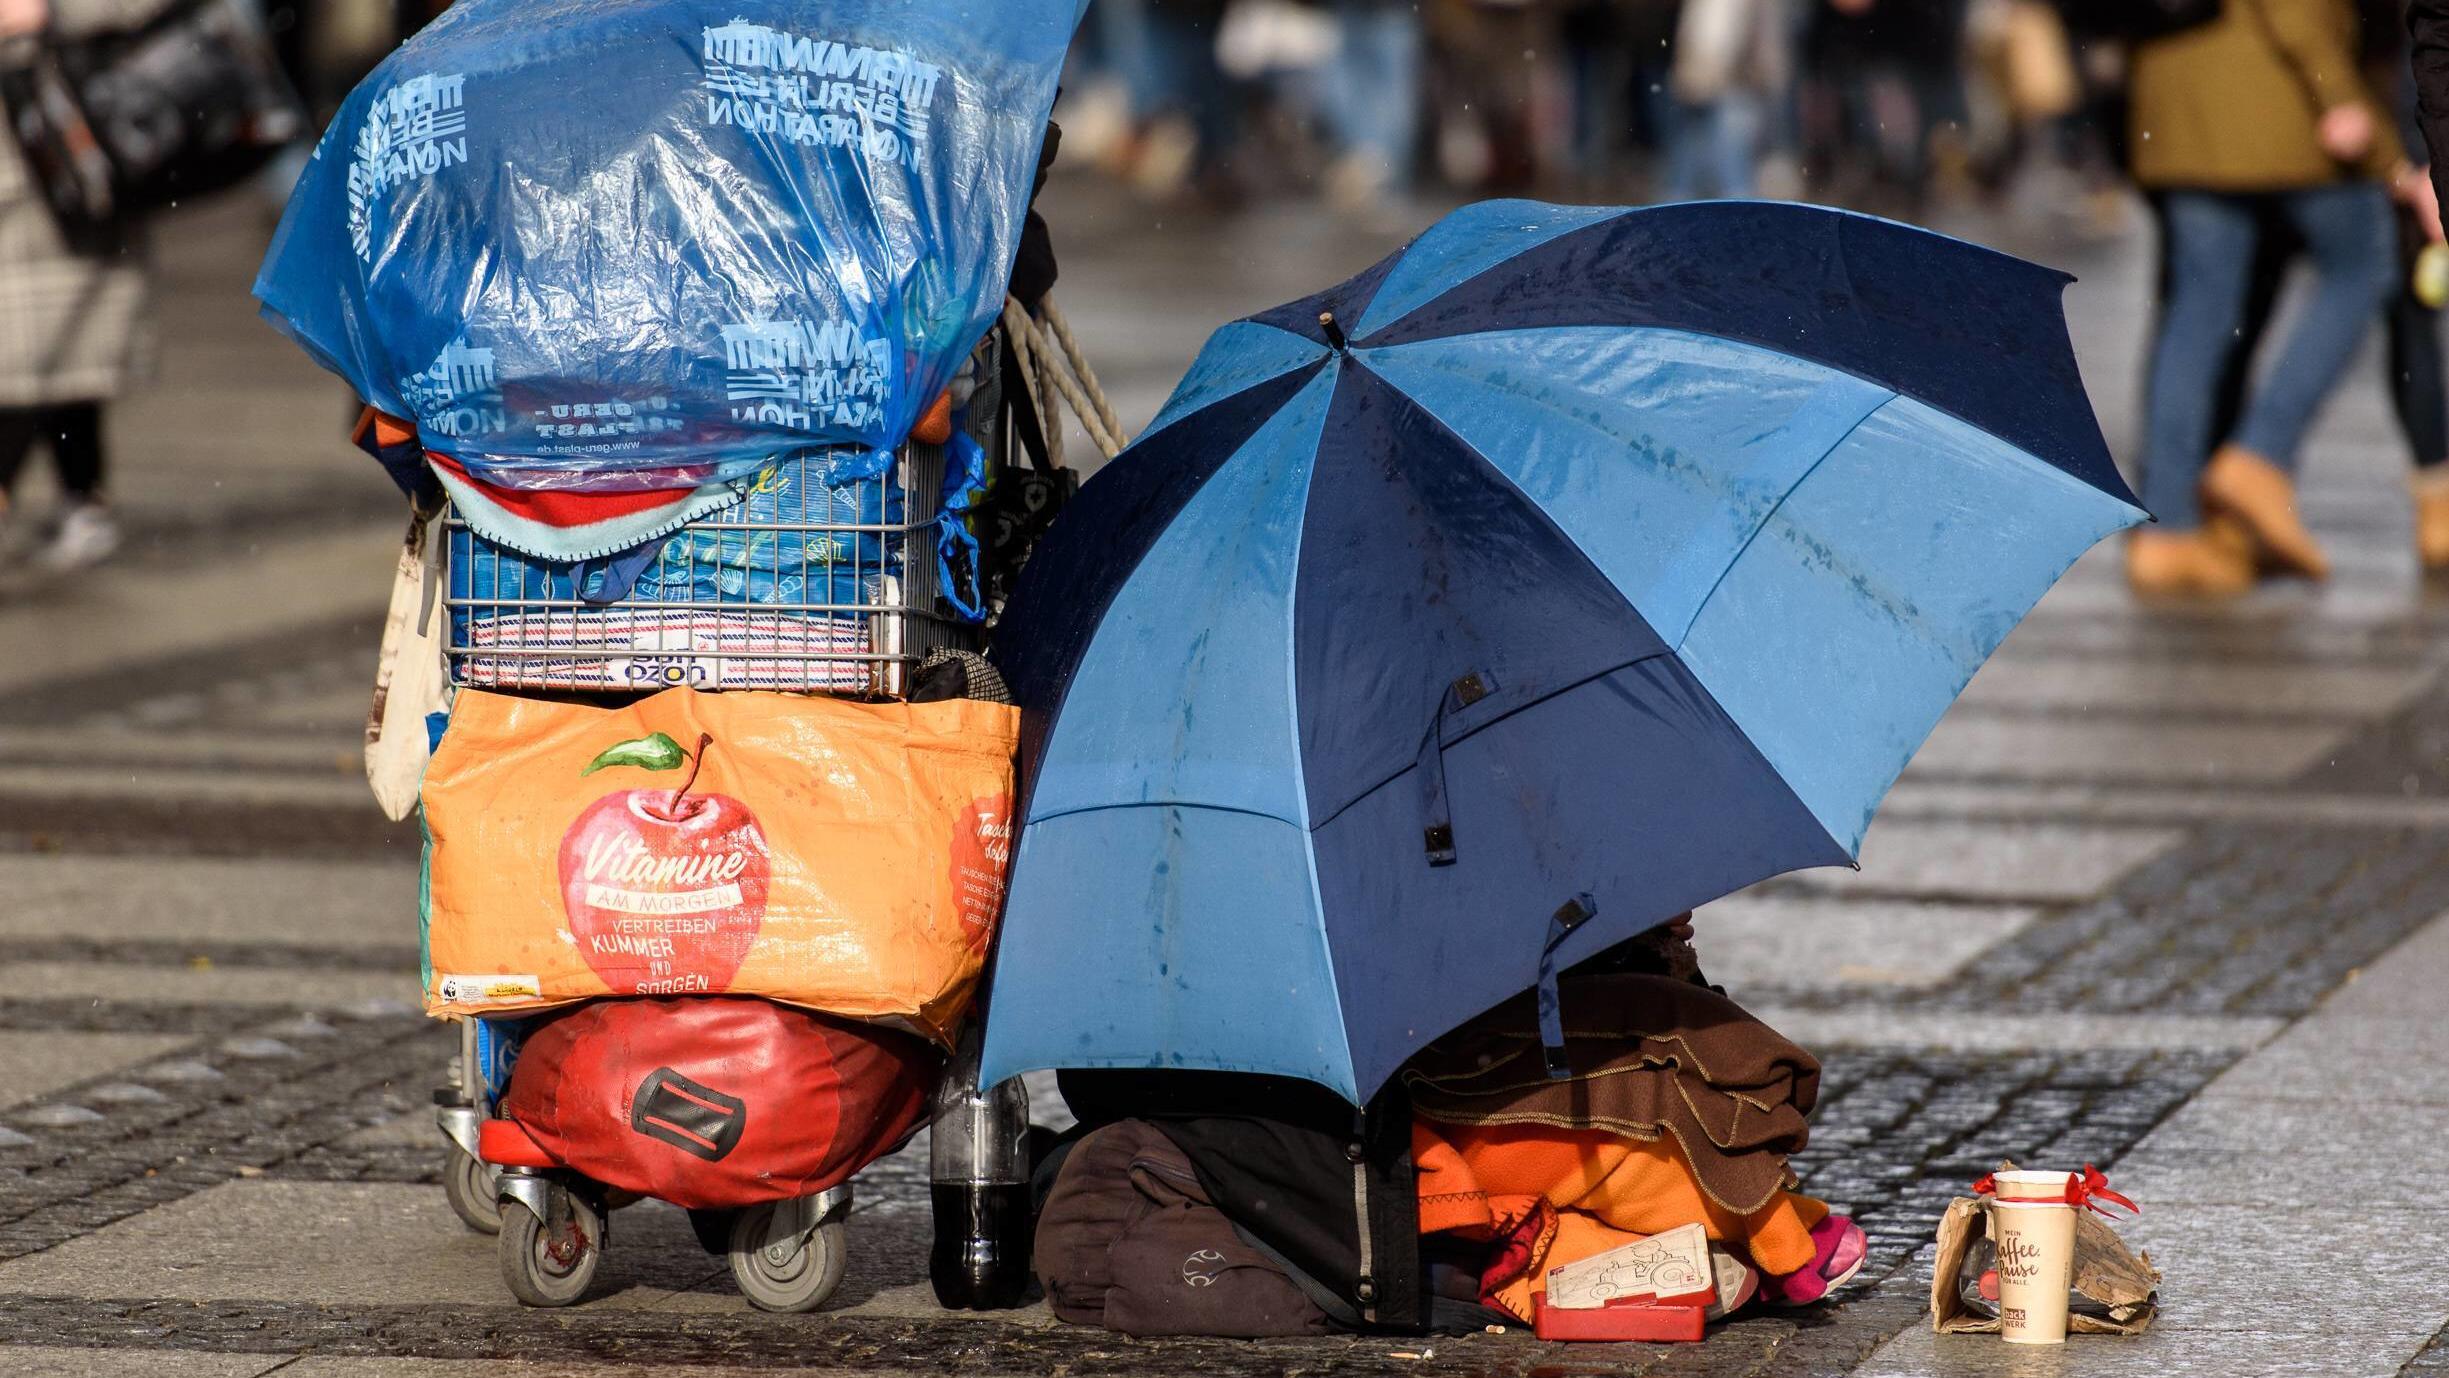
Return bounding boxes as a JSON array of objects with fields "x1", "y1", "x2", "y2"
[{"x1": 3, "y1": 182, "x2": 2448, "y2": 1377}]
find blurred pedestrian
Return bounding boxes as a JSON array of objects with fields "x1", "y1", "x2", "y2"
[
  {"x1": 2125, "y1": 0, "x2": 2420, "y2": 595},
  {"x1": 1662, "y1": 0, "x2": 1789, "y2": 198},
  {"x1": 1316, "y1": 0, "x2": 1426, "y2": 207},
  {"x1": 2392, "y1": 0, "x2": 2449, "y2": 562},
  {"x1": 0, "y1": 0, "x2": 167, "y2": 570},
  {"x1": 2207, "y1": 4, "x2": 2449, "y2": 572},
  {"x1": 1799, "y1": 0, "x2": 1968, "y2": 212},
  {"x1": 1427, "y1": 0, "x2": 1558, "y2": 191},
  {"x1": 1098, "y1": 0, "x2": 1242, "y2": 203}
]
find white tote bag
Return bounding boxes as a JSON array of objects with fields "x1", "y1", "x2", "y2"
[{"x1": 365, "y1": 503, "x2": 448, "y2": 821}]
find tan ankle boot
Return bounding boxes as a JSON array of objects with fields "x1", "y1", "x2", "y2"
[
  {"x1": 2126, "y1": 521, "x2": 2255, "y2": 598},
  {"x1": 2199, "y1": 446, "x2": 2329, "y2": 579},
  {"x1": 2416, "y1": 469, "x2": 2449, "y2": 571}
]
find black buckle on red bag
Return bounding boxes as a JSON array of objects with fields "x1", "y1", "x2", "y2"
[{"x1": 630, "y1": 1069, "x2": 747, "y2": 1161}]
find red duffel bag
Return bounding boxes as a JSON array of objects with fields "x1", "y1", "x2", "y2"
[{"x1": 496, "y1": 997, "x2": 938, "y2": 1209}]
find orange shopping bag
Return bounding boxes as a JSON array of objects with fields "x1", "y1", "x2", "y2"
[{"x1": 420, "y1": 688, "x2": 1018, "y2": 1043}]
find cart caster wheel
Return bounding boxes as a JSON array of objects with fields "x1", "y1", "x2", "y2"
[
  {"x1": 729, "y1": 1196, "x2": 849, "y2": 1313},
  {"x1": 443, "y1": 1146, "x2": 501, "y2": 1235},
  {"x1": 499, "y1": 1184, "x2": 603, "y2": 1307}
]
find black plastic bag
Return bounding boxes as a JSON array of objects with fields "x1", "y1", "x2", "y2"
[{"x1": 1, "y1": 0, "x2": 306, "y2": 241}]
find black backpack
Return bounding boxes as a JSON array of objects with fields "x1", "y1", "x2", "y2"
[{"x1": 1053, "y1": 1069, "x2": 1509, "y2": 1335}]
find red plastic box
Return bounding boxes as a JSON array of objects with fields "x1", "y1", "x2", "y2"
[{"x1": 1532, "y1": 1296, "x2": 1707, "y2": 1343}]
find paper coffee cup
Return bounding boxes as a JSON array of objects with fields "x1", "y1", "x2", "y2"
[{"x1": 1991, "y1": 1170, "x2": 2076, "y2": 1345}]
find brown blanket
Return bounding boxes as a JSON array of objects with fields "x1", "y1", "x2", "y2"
[{"x1": 1400, "y1": 973, "x2": 1819, "y2": 1216}]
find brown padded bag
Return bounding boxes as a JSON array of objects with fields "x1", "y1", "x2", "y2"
[{"x1": 1033, "y1": 1120, "x2": 1329, "y2": 1338}]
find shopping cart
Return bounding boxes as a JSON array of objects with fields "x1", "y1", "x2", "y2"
[
  {"x1": 439, "y1": 342, "x2": 998, "y2": 700},
  {"x1": 428, "y1": 336, "x2": 1009, "y2": 1312}
]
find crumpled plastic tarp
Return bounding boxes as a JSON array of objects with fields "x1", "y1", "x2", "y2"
[{"x1": 254, "y1": 0, "x2": 1080, "y2": 493}]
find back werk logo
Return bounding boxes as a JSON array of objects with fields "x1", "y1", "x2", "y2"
[
  {"x1": 347, "y1": 72, "x2": 471, "y2": 260},
  {"x1": 699, "y1": 19, "x2": 944, "y2": 170}
]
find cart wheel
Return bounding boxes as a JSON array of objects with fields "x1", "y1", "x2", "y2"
[
  {"x1": 443, "y1": 1146, "x2": 502, "y2": 1235},
  {"x1": 729, "y1": 1197, "x2": 849, "y2": 1313},
  {"x1": 499, "y1": 1185, "x2": 603, "y2": 1307}
]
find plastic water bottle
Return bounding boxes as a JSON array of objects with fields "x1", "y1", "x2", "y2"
[{"x1": 928, "y1": 1035, "x2": 1032, "y2": 1310}]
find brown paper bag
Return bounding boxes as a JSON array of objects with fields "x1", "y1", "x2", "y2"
[{"x1": 1930, "y1": 1195, "x2": 2160, "y2": 1336}]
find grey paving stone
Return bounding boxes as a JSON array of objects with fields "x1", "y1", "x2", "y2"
[
  {"x1": 1883, "y1": 781, "x2": 2449, "y2": 832},
  {"x1": 2315, "y1": 910, "x2": 2449, "y2": 1020},
  {"x1": 275, "y1": 1362, "x2": 849, "y2": 1378},
  {"x1": 2192, "y1": 1014, "x2": 2449, "y2": 1105},
  {"x1": 0, "y1": 1348, "x2": 278, "y2": 1377},
  {"x1": 1904, "y1": 714, "x2": 2344, "y2": 786},
  {"x1": 2102, "y1": 1205, "x2": 2449, "y2": 1344},
  {"x1": 0, "y1": 1032, "x2": 187, "y2": 1110},
  {"x1": 1956, "y1": 660, "x2": 2430, "y2": 719},
  {"x1": 1785, "y1": 822, "x2": 2183, "y2": 903},
  {"x1": 0, "y1": 963, "x2": 417, "y2": 1010},
  {"x1": 1695, "y1": 897, "x2": 2037, "y2": 993},
  {"x1": 336, "y1": 1112, "x2": 442, "y2": 1150},
  {"x1": 2403, "y1": 1318, "x2": 2449, "y2": 1377},
  {"x1": 1753, "y1": 1010, "x2": 2279, "y2": 1055},
  {"x1": 0, "y1": 524, "x2": 399, "y2": 701},
  {"x1": 0, "y1": 855, "x2": 416, "y2": 951},
  {"x1": 0, "y1": 1181, "x2": 721, "y2": 1309},
  {"x1": 2128, "y1": 1090, "x2": 2449, "y2": 1160},
  {"x1": 1859, "y1": 1324, "x2": 2401, "y2": 1378},
  {"x1": 1921, "y1": 825, "x2": 2449, "y2": 1020}
]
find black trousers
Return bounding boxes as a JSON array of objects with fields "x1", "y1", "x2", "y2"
[{"x1": 0, "y1": 404, "x2": 105, "y2": 501}]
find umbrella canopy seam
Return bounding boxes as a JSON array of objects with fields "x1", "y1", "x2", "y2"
[{"x1": 1663, "y1": 398, "x2": 1886, "y2": 661}]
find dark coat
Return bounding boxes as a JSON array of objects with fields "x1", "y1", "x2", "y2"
[{"x1": 2413, "y1": 0, "x2": 2449, "y2": 203}]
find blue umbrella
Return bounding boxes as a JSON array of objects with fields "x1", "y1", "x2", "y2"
[{"x1": 980, "y1": 200, "x2": 2144, "y2": 1103}]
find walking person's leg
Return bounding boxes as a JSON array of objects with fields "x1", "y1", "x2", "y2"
[
  {"x1": 2207, "y1": 181, "x2": 2396, "y2": 579},
  {"x1": 1708, "y1": 90, "x2": 1765, "y2": 198},
  {"x1": 2387, "y1": 263, "x2": 2449, "y2": 567},
  {"x1": 36, "y1": 403, "x2": 118, "y2": 570},
  {"x1": 1321, "y1": 2, "x2": 1423, "y2": 204},
  {"x1": 2130, "y1": 190, "x2": 2260, "y2": 595},
  {"x1": 0, "y1": 408, "x2": 45, "y2": 559},
  {"x1": 0, "y1": 408, "x2": 40, "y2": 495}
]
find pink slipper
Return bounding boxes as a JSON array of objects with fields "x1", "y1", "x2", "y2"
[{"x1": 1759, "y1": 1215, "x2": 1867, "y2": 1307}]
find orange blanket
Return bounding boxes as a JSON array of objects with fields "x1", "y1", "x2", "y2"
[{"x1": 1414, "y1": 1120, "x2": 1828, "y2": 1322}]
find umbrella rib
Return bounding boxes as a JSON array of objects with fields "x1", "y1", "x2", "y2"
[{"x1": 1663, "y1": 397, "x2": 1889, "y2": 656}]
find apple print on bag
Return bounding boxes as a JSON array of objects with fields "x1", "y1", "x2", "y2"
[{"x1": 559, "y1": 731, "x2": 772, "y2": 996}]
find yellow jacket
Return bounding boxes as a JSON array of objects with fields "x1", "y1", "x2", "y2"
[{"x1": 2129, "y1": 0, "x2": 2403, "y2": 190}]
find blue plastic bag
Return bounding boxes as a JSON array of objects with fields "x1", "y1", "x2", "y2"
[{"x1": 255, "y1": 0, "x2": 1080, "y2": 493}]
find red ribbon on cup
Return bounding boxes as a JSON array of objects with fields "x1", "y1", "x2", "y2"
[{"x1": 1971, "y1": 1164, "x2": 2139, "y2": 1218}]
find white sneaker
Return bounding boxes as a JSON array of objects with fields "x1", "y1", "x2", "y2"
[{"x1": 37, "y1": 503, "x2": 121, "y2": 571}]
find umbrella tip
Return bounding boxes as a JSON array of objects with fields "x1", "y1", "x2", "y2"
[{"x1": 1317, "y1": 311, "x2": 1349, "y2": 352}]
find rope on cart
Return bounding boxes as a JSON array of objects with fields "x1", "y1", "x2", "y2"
[
  {"x1": 1037, "y1": 296, "x2": 1127, "y2": 451},
  {"x1": 1003, "y1": 293, "x2": 1127, "y2": 463}
]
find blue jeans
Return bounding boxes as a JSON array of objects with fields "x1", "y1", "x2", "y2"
[
  {"x1": 2141, "y1": 184, "x2": 2394, "y2": 529},
  {"x1": 1098, "y1": 0, "x2": 1236, "y2": 163},
  {"x1": 1316, "y1": 4, "x2": 1423, "y2": 189},
  {"x1": 1661, "y1": 94, "x2": 1765, "y2": 201}
]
